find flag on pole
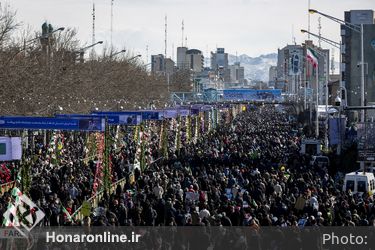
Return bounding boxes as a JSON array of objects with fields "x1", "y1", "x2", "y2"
[
  {"x1": 2, "y1": 187, "x2": 23, "y2": 227},
  {"x1": 61, "y1": 205, "x2": 73, "y2": 223},
  {"x1": 307, "y1": 48, "x2": 318, "y2": 68}
]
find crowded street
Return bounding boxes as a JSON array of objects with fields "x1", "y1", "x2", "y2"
[{"x1": 1, "y1": 105, "x2": 373, "y2": 228}]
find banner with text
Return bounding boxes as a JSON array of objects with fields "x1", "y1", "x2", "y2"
[
  {"x1": 0, "y1": 117, "x2": 105, "y2": 131},
  {"x1": 223, "y1": 89, "x2": 282, "y2": 101}
]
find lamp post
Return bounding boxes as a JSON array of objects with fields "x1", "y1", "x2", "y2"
[
  {"x1": 24, "y1": 27, "x2": 65, "y2": 50},
  {"x1": 301, "y1": 41, "x2": 328, "y2": 143},
  {"x1": 335, "y1": 86, "x2": 348, "y2": 155},
  {"x1": 110, "y1": 49, "x2": 126, "y2": 58},
  {"x1": 75, "y1": 41, "x2": 103, "y2": 63},
  {"x1": 301, "y1": 29, "x2": 341, "y2": 149},
  {"x1": 309, "y1": 9, "x2": 365, "y2": 122},
  {"x1": 14, "y1": 27, "x2": 65, "y2": 60},
  {"x1": 128, "y1": 54, "x2": 142, "y2": 62},
  {"x1": 310, "y1": 46, "x2": 329, "y2": 148}
]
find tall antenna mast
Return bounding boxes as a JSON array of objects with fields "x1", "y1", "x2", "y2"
[
  {"x1": 146, "y1": 45, "x2": 149, "y2": 64},
  {"x1": 91, "y1": 1, "x2": 96, "y2": 58},
  {"x1": 181, "y1": 20, "x2": 184, "y2": 47},
  {"x1": 111, "y1": 0, "x2": 114, "y2": 48},
  {"x1": 164, "y1": 15, "x2": 167, "y2": 58},
  {"x1": 92, "y1": 1, "x2": 96, "y2": 45},
  {"x1": 308, "y1": 0, "x2": 311, "y2": 39},
  {"x1": 331, "y1": 48, "x2": 335, "y2": 75},
  {"x1": 172, "y1": 43, "x2": 174, "y2": 61},
  {"x1": 292, "y1": 24, "x2": 296, "y2": 45},
  {"x1": 206, "y1": 45, "x2": 209, "y2": 67},
  {"x1": 318, "y1": 17, "x2": 322, "y2": 48}
]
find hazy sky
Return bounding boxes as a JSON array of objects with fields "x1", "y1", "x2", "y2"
[{"x1": 4, "y1": 0, "x2": 375, "y2": 62}]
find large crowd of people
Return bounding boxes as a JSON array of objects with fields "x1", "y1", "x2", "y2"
[{"x1": 0, "y1": 105, "x2": 374, "y2": 228}]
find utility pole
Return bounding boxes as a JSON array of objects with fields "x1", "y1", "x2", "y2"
[
  {"x1": 92, "y1": 1, "x2": 96, "y2": 45},
  {"x1": 318, "y1": 17, "x2": 322, "y2": 48},
  {"x1": 164, "y1": 15, "x2": 167, "y2": 58},
  {"x1": 172, "y1": 43, "x2": 174, "y2": 61},
  {"x1": 146, "y1": 45, "x2": 149, "y2": 64},
  {"x1": 111, "y1": 0, "x2": 114, "y2": 48},
  {"x1": 330, "y1": 48, "x2": 335, "y2": 75},
  {"x1": 181, "y1": 20, "x2": 184, "y2": 47},
  {"x1": 308, "y1": 0, "x2": 311, "y2": 39},
  {"x1": 92, "y1": 1, "x2": 96, "y2": 58}
]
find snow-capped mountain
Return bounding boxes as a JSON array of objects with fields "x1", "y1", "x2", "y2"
[{"x1": 228, "y1": 53, "x2": 277, "y2": 82}]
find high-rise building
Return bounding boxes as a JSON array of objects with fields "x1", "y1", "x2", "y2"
[
  {"x1": 277, "y1": 44, "x2": 305, "y2": 94},
  {"x1": 211, "y1": 48, "x2": 228, "y2": 71},
  {"x1": 277, "y1": 42, "x2": 329, "y2": 104},
  {"x1": 268, "y1": 66, "x2": 277, "y2": 88},
  {"x1": 341, "y1": 10, "x2": 375, "y2": 107},
  {"x1": 151, "y1": 54, "x2": 165, "y2": 73},
  {"x1": 176, "y1": 47, "x2": 204, "y2": 72},
  {"x1": 176, "y1": 47, "x2": 189, "y2": 70},
  {"x1": 164, "y1": 58, "x2": 175, "y2": 75},
  {"x1": 151, "y1": 54, "x2": 175, "y2": 75},
  {"x1": 186, "y1": 49, "x2": 204, "y2": 72},
  {"x1": 228, "y1": 63, "x2": 245, "y2": 84}
]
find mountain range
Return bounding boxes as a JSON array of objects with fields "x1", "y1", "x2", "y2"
[{"x1": 228, "y1": 53, "x2": 277, "y2": 82}]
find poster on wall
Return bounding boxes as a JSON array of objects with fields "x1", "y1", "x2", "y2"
[{"x1": 289, "y1": 49, "x2": 302, "y2": 76}]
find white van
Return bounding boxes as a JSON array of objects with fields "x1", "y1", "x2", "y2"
[{"x1": 343, "y1": 171, "x2": 375, "y2": 195}]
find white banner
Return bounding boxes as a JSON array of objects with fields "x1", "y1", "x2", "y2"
[
  {"x1": 11, "y1": 137, "x2": 22, "y2": 160},
  {"x1": 0, "y1": 137, "x2": 22, "y2": 161}
]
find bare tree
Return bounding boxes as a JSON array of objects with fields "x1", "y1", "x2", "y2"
[
  {"x1": 0, "y1": 4, "x2": 173, "y2": 116},
  {"x1": 0, "y1": 4, "x2": 19, "y2": 47}
]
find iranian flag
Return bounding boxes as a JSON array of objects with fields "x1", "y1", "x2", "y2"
[{"x1": 307, "y1": 48, "x2": 318, "y2": 68}]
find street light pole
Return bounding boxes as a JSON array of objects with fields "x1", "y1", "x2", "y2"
[
  {"x1": 316, "y1": 61, "x2": 319, "y2": 138},
  {"x1": 110, "y1": 49, "x2": 126, "y2": 59},
  {"x1": 15, "y1": 27, "x2": 65, "y2": 60},
  {"x1": 361, "y1": 24, "x2": 365, "y2": 122},
  {"x1": 75, "y1": 41, "x2": 103, "y2": 63},
  {"x1": 309, "y1": 9, "x2": 365, "y2": 122},
  {"x1": 304, "y1": 43, "x2": 329, "y2": 144},
  {"x1": 301, "y1": 29, "x2": 340, "y2": 148},
  {"x1": 128, "y1": 54, "x2": 142, "y2": 62}
]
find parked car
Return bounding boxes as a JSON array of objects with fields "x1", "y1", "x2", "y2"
[{"x1": 310, "y1": 155, "x2": 330, "y2": 167}]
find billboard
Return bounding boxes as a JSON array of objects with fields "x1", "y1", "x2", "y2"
[
  {"x1": 161, "y1": 109, "x2": 178, "y2": 119},
  {"x1": 179, "y1": 109, "x2": 191, "y2": 117},
  {"x1": 0, "y1": 117, "x2": 105, "y2": 131},
  {"x1": 223, "y1": 89, "x2": 282, "y2": 101},
  {"x1": 56, "y1": 114, "x2": 120, "y2": 125},
  {"x1": 93, "y1": 111, "x2": 158, "y2": 122},
  {"x1": 329, "y1": 118, "x2": 346, "y2": 146},
  {"x1": 357, "y1": 122, "x2": 375, "y2": 161},
  {"x1": 141, "y1": 111, "x2": 161, "y2": 120},
  {"x1": 289, "y1": 49, "x2": 302, "y2": 75},
  {"x1": 118, "y1": 114, "x2": 142, "y2": 125}
]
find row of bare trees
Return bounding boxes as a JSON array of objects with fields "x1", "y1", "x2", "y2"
[{"x1": 0, "y1": 5, "x2": 191, "y2": 116}]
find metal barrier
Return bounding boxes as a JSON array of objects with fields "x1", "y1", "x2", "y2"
[{"x1": 72, "y1": 177, "x2": 127, "y2": 221}]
